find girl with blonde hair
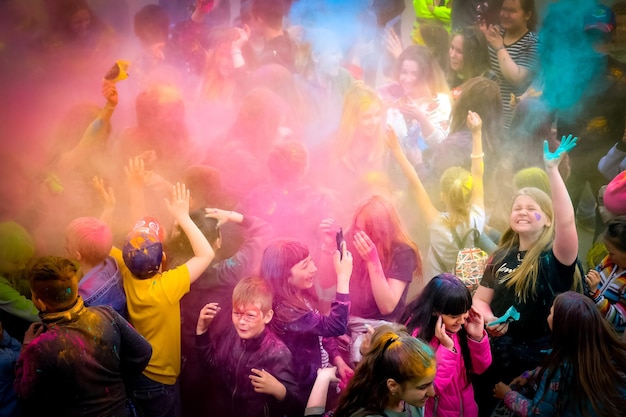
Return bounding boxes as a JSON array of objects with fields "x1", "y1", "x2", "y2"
[
  {"x1": 333, "y1": 325, "x2": 436, "y2": 417},
  {"x1": 472, "y1": 135, "x2": 583, "y2": 415},
  {"x1": 388, "y1": 109, "x2": 486, "y2": 282}
]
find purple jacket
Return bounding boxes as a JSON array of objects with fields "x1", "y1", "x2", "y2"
[{"x1": 425, "y1": 330, "x2": 492, "y2": 417}]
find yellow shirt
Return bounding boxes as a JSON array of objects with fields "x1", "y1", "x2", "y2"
[{"x1": 111, "y1": 247, "x2": 190, "y2": 385}]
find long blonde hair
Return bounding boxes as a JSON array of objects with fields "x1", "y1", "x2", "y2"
[
  {"x1": 494, "y1": 187, "x2": 555, "y2": 301},
  {"x1": 333, "y1": 82, "x2": 385, "y2": 160}
]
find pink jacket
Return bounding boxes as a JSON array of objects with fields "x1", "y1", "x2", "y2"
[{"x1": 425, "y1": 330, "x2": 492, "y2": 417}]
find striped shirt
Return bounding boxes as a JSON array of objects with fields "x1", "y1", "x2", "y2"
[
  {"x1": 488, "y1": 30, "x2": 538, "y2": 129},
  {"x1": 589, "y1": 255, "x2": 626, "y2": 335}
]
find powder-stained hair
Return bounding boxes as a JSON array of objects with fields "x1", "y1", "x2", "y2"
[
  {"x1": 232, "y1": 276, "x2": 273, "y2": 314},
  {"x1": 29, "y1": 256, "x2": 79, "y2": 311},
  {"x1": 65, "y1": 217, "x2": 113, "y2": 265},
  {"x1": 334, "y1": 325, "x2": 436, "y2": 417}
]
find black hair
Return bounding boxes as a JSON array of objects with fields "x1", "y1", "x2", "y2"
[{"x1": 401, "y1": 273, "x2": 474, "y2": 384}]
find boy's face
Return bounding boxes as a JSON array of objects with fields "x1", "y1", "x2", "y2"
[{"x1": 232, "y1": 303, "x2": 272, "y2": 340}]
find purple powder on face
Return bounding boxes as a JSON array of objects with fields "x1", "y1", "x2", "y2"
[{"x1": 535, "y1": 213, "x2": 541, "y2": 221}]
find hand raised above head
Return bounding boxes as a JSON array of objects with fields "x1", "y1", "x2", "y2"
[
  {"x1": 544, "y1": 135, "x2": 577, "y2": 169},
  {"x1": 124, "y1": 156, "x2": 152, "y2": 187},
  {"x1": 384, "y1": 27, "x2": 403, "y2": 59},
  {"x1": 102, "y1": 80, "x2": 118, "y2": 107},
  {"x1": 466, "y1": 110, "x2": 482, "y2": 133},
  {"x1": 165, "y1": 183, "x2": 191, "y2": 222},
  {"x1": 92, "y1": 176, "x2": 115, "y2": 208},
  {"x1": 204, "y1": 208, "x2": 234, "y2": 227}
]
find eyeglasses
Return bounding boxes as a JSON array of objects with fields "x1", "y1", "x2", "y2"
[{"x1": 232, "y1": 311, "x2": 260, "y2": 323}]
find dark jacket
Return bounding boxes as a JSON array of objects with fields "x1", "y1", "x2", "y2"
[
  {"x1": 196, "y1": 326, "x2": 302, "y2": 417},
  {"x1": 14, "y1": 298, "x2": 152, "y2": 417},
  {"x1": 271, "y1": 293, "x2": 350, "y2": 397}
]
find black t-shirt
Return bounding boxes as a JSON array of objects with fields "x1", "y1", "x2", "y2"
[
  {"x1": 480, "y1": 247, "x2": 577, "y2": 341},
  {"x1": 349, "y1": 242, "x2": 418, "y2": 322}
]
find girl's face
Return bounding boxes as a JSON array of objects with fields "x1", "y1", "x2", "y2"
[
  {"x1": 604, "y1": 240, "x2": 626, "y2": 270},
  {"x1": 288, "y1": 255, "x2": 317, "y2": 290},
  {"x1": 449, "y1": 35, "x2": 464, "y2": 72},
  {"x1": 398, "y1": 375, "x2": 436, "y2": 408},
  {"x1": 356, "y1": 103, "x2": 382, "y2": 138},
  {"x1": 399, "y1": 59, "x2": 420, "y2": 94},
  {"x1": 500, "y1": 0, "x2": 531, "y2": 32},
  {"x1": 441, "y1": 310, "x2": 470, "y2": 333},
  {"x1": 509, "y1": 194, "x2": 550, "y2": 237}
]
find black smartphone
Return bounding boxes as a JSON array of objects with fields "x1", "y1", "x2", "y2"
[{"x1": 336, "y1": 227, "x2": 344, "y2": 259}]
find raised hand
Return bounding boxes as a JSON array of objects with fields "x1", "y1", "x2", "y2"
[
  {"x1": 92, "y1": 176, "x2": 115, "y2": 210},
  {"x1": 466, "y1": 110, "x2": 482, "y2": 134},
  {"x1": 165, "y1": 183, "x2": 191, "y2": 223},
  {"x1": 102, "y1": 80, "x2": 118, "y2": 108},
  {"x1": 196, "y1": 302, "x2": 221, "y2": 335},
  {"x1": 204, "y1": 208, "x2": 234, "y2": 227},
  {"x1": 124, "y1": 156, "x2": 152, "y2": 188},
  {"x1": 384, "y1": 27, "x2": 403, "y2": 59},
  {"x1": 544, "y1": 134, "x2": 577, "y2": 169},
  {"x1": 484, "y1": 24, "x2": 504, "y2": 50}
]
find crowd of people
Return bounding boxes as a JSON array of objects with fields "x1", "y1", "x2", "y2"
[{"x1": 1, "y1": 0, "x2": 626, "y2": 416}]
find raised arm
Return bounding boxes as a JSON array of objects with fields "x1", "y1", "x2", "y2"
[
  {"x1": 544, "y1": 136, "x2": 578, "y2": 265},
  {"x1": 207, "y1": 211, "x2": 273, "y2": 289},
  {"x1": 166, "y1": 183, "x2": 215, "y2": 282},
  {"x1": 468, "y1": 111, "x2": 485, "y2": 210},
  {"x1": 387, "y1": 129, "x2": 439, "y2": 225}
]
